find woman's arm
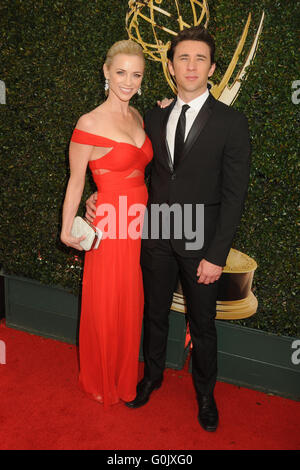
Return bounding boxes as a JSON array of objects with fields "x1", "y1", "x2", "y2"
[{"x1": 61, "y1": 132, "x2": 94, "y2": 250}]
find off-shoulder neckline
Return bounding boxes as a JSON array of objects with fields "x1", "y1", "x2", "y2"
[{"x1": 73, "y1": 128, "x2": 148, "y2": 150}]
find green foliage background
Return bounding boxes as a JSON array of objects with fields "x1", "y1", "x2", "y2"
[{"x1": 0, "y1": 0, "x2": 298, "y2": 336}]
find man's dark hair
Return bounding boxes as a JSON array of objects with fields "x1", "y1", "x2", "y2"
[{"x1": 167, "y1": 26, "x2": 216, "y2": 64}]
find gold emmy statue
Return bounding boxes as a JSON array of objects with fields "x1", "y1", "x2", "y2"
[
  {"x1": 126, "y1": 0, "x2": 262, "y2": 319},
  {"x1": 172, "y1": 249, "x2": 258, "y2": 320},
  {"x1": 126, "y1": 0, "x2": 264, "y2": 105}
]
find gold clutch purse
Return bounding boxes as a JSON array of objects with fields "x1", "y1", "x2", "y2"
[{"x1": 71, "y1": 216, "x2": 102, "y2": 251}]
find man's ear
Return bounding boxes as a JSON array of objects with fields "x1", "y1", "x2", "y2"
[
  {"x1": 208, "y1": 62, "x2": 216, "y2": 78},
  {"x1": 168, "y1": 60, "x2": 175, "y2": 78}
]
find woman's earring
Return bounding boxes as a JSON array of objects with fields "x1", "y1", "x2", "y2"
[
  {"x1": 104, "y1": 79, "x2": 109, "y2": 92},
  {"x1": 137, "y1": 87, "x2": 142, "y2": 96}
]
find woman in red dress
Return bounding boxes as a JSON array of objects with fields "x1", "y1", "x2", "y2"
[{"x1": 61, "y1": 40, "x2": 153, "y2": 407}]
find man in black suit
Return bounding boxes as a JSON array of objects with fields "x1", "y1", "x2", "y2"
[
  {"x1": 87, "y1": 27, "x2": 251, "y2": 432},
  {"x1": 125, "y1": 26, "x2": 250, "y2": 432}
]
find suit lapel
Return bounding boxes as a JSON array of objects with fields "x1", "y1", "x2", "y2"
[
  {"x1": 181, "y1": 93, "x2": 216, "y2": 163},
  {"x1": 157, "y1": 93, "x2": 216, "y2": 172},
  {"x1": 160, "y1": 98, "x2": 177, "y2": 172}
]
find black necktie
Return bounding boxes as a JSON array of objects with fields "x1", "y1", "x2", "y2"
[{"x1": 174, "y1": 104, "x2": 190, "y2": 169}]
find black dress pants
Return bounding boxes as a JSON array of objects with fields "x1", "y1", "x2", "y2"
[{"x1": 141, "y1": 238, "x2": 218, "y2": 397}]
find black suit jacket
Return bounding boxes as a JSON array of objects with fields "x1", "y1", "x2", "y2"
[{"x1": 143, "y1": 93, "x2": 251, "y2": 267}]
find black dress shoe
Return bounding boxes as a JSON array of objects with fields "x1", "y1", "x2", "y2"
[
  {"x1": 125, "y1": 378, "x2": 163, "y2": 409},
  {"x1": 197, "y1": 394, "x2": 219, "y2": 432}
]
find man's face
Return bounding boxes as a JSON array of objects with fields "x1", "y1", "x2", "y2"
[{"x1": 168, "y1": 40, "x2": 215, "y2": 99}]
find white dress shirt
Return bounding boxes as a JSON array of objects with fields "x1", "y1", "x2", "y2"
[{"x1": 166, "y1": 89, "x2": 210, "y2": 162}]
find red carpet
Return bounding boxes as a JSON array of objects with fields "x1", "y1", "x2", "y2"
[{"x1": 0, "y1": 320, "x2": 299, "y2": 451}]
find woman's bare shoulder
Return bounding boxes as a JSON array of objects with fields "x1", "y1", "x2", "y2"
[{"x1": 75, "y1": 105, "x2": 106, "y2": 132}]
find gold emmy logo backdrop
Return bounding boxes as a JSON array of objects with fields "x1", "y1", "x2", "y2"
[
  {"x1": 126, "y1": 0, "x2": 263, "y2": 319},
  {"x1": 126, "y1": 0, "x2": 264, "y2": 104}
]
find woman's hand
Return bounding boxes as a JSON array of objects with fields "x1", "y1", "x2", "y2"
[
  {"x1": 85, "y1": 192, "x2": 98, "y2": 222},
  {"x1": 60, "y1": 232, "x2": 86, "y2": 251},
  {"x1": 157, "y1": 98, "x2": 174, "y2": 108}
]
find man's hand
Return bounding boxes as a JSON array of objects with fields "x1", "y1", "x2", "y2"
[
  {"x1": 85, "y1": 192, "x2": 97, "y2": 222},
  {"x1": 157, "y1": 97, "x2": 174, "y2": 108},
  {"x1": 197, "y1": 259, "x2": 223, "y2": 284}
]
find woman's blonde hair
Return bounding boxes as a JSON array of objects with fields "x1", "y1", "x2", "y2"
[{"x1": 105, "y1": 39, "x2": 145, "y2": 68}]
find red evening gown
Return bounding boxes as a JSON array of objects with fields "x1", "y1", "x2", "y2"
[{"x1": 70, "y1": 128, "x2": 153, "y2": 407}]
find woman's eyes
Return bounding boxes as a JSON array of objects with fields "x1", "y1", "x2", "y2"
[{"x1": 116, "y1": 71, "x2": 142, "y2": 78}]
